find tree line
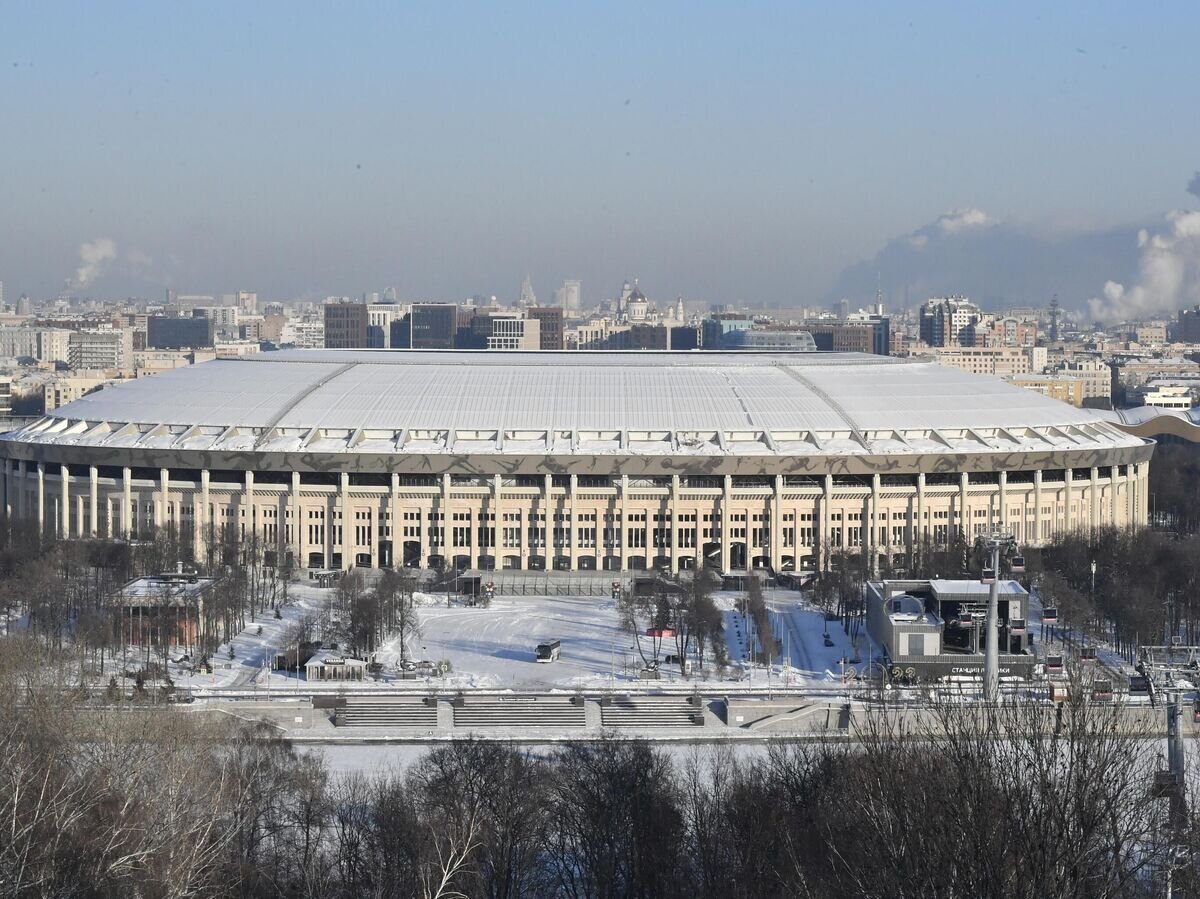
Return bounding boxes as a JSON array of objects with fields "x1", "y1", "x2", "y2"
[{"x1": 1, "y1": 638, "x2": 1195, "y2": 898}]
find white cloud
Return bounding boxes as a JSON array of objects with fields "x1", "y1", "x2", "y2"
[{"x1": 935, "y1": 207, "x2": 992, "y2": 235}]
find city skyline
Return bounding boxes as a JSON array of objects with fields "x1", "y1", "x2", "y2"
[{"x1": 2, "y1": 3, "x2": 1200, "y2": 315}]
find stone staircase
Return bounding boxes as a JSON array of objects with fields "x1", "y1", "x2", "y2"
[
  {"x1": 335, "y1": 696, "x2": 439, "y2": 727},
  {"x1": 600, "y1": 694, "x2": 705, "y2": 727},
  {"x1": 451, "y1": 694, "x2": 587, "y2": 728}
]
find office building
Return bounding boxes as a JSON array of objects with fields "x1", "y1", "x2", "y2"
[
  {"x1": 323, "y1": 301, "x2": 369, "y2": 349},
  {"x1": 147, "y1": 316, "x2": 215, "y2": 350}
]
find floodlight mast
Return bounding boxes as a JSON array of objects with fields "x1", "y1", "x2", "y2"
[{"x1": 976, "y1": 530, "x2": 1018, "y2": 703}]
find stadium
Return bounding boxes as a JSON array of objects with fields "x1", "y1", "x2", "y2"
[{"x1": 0, "y1": 350, "x2": 1153, "y2": 574}]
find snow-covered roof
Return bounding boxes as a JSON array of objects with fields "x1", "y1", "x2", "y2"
[
  {"x1": 305, "y1": 649, "x2": 366, "y2": 668},
  {"x1": 4, "y1": 349, "x2": 1146, "y2": 459},
  {"x1": 930, "y1": 580, "x2": 1028, "y2": 598}
]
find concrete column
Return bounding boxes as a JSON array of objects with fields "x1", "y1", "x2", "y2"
[
  {"x1": 568, "y1": 474, "x2": 577, "y2": 570},
  {"x1": 1033, "y1": 469, "x2": 1043, "y2": 545},
  {"x1": 721, "y1": 474, "x2": 732, "y2": 572},
  {"x1": 243, "y1": 470, "x2": 256, "y2": 549},
  {"x1": 443, "y1": 472, "x2": 453, "y2": 563},
  {"x1": 493, "y1": 474, "x2": 504, "y2": 570},
  {"x1": 620, "y1": 474, "x2": 629, "y2": 571},
  {"x1": 89, "y1": 466, "x2": 98, "y2": 537},
  {"x1": 155, "y1": 468, "x2": 167, "y2": 531},
  {"x1": 671, "y1": 475, "x2": 681, "y2": 572},
  {"x1": 543, "y1": 473, "x2": 553, "y2": 566},
  {"x1": 36, "y1": 463, "x2": 45, "y2": 537},
  {"x1": 390, "y1": 472, "x2": 401, "y2": 569},
  {"x1": 958, "y1": 471, "x2": 969, "y2": 542},
  {"x1": 60, "y1": 464, "x2": 70, "y2": 539},
  {"x1": 1063, "y1": 468, "x2": 1073, "y2": 535},
  {"x1": 289, "y1": 471, "x2": 301, "y2": 566},
  {"x1": 1125, "y1": 465, "x2": 1136, "y2": 528},
  {"x1": 519, "y1": 502, "x2": 529, "y2": 571},
  {"x1": 771, "y1": 474, "x2": 782, "y2": 573},
  {"x1": 915, "y1": 472, "x2": 926, "y2": 551},
  {"x1": 3, "y1": 459, "x2": 11, "y2": 524},
  {"x1": 1140, "y1": 464, "x2": 1150, "y2": 525},
  {"x1": 1089, "y1": 466, "x2": 1099, "y2": 532},
  {"x1": 199, "y1": 469, "x2": 210, "y2": 556},
  {"x1": 122, "y1": 466, "x2": 131, "y2": 539},
  {"x1": 1109, "y1": 465, "x2": 1118, "y2": 529},
  {"x1": 998, "y1": 469, "x2": 1007, "y2": 533},
  {"x1": 338, "y1": 472, "x2": 350, "y2": 569},
  {"x1": 822, "y1": 474, "x2": 833, "y2": 571},
  {"x1": 870, "y1": 473, "x2": 881, "y2": 577},
  {"x1": 15, "y1": 463, "x2": 21, "y2": 529}
]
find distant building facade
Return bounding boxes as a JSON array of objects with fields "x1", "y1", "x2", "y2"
[
  {"x1": 147, "y1": 316, "x2": 214, "y2": 350},
  {"x1": 323, "y1": 302, "x2": 369, "y2": 349}
]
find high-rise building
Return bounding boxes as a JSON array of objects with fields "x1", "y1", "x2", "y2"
[
  {"x1": 0, "y1": 281, "x2": 5, "y2": 309},
  {"x1": 323, "y1": 301, "x2": 369, "y2": 348},
  {"x1": 367, "y1": 303, "x2": 399, "y2": 348},
  {"x1": 554, "y1": 279, "x2": 582, "y2": 313},
  {"x1": 410, "y1": 304, "x2": 458, "y2": 349},
  {"x1": 68, "y1": 328, "x2": 131, "y2": 370},
  {"x1": 1178, "y1": 305, "x2": 1200, "y2": 343},
  {"x1": 527, "y1": 307, "x2": 565, "y2": 350},
  {"x1": 236, "y1": 291, "x2": 258, "y2": 313},
  {"x1": 194, "y1": 305, "x2": 241, "y2": 339},
  {"x1": 919, "y1": 296, "x2": 984, "y2": 347},
  {"x1": 16, "y1": 295, "x2": 33, "y2": 316},
  {"x1": 519, "y1": 275, "x2": 537, "y2": 307},
  {"x1": 487, "y1": 316, "x2": 541, "y2": 350},
  {"x1": 147, "y1": 316, "x2": 215, "y2": 350}
]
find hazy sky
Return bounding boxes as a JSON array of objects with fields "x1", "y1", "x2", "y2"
[{"x1": 2, "y1": 1, "x2": 1199, "y2": 309}]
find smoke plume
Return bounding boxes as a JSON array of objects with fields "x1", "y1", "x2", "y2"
[
  {"x1": 1087, "y1": 210, "x2": 1200, "y2": 323},
  {"x1": 71, "y1": 237, "x2": 117, "y2": 288},
  {"x1": 1188, "y1": 171, "x2": 1200, "y2": 201}
]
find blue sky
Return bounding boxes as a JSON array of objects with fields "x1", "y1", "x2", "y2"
[{"x1": 2, "y1": 1, "x2": 1198, "y2": 308}]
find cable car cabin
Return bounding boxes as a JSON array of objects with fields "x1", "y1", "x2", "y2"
[
  {"x1": 1042, "y1": 607, "x2": 1058, "y2": 624},
  {"x1": 1079, "y1": 647, "x2": 1097, "y2": 664},
  {"x1": 1193, "y1": 698, "x2": 1200, "y2": 724},
  {"x1": 535, "y1": 640, "x2": 561, "y2": 663},
  {"x1": 1128, "y1": 675, "x2": 1152, "y2": 697},
  {"x1": 980, "y1": 568, "x2": 996, "y2": 584},
  {"x1": 1049, "y1": 681, "x2": 1070, "y2": 702},
  {"x1": 1009, "y1": 556, "x2": 1026, "y2": 575},
  {"x1": 1009, "y1": 618, "x2": 1027, "y2": 636},
  {"x1": 1045, "y1": 654, "x2": 1064, "y2": 675},
  {"x1": 1091, "y1": 679, "x2": 1114, "y2": 702}
]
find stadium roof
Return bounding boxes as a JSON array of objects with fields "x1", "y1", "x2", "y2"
[{"x1": 8, "y1": 351, "x2": 1145, "y2": 458}]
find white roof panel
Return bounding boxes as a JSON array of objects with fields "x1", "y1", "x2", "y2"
[{"x1": 18, "y1": 350, "x2": 1145, "y2": 458}]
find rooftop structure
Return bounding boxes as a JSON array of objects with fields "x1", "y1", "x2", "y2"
[
  {"x1": 5, "y1": 350, "x2": 1144, "y2": 462},
  {"x1": 0, "y1": 350, "x2": 1153, "y2": 575}
]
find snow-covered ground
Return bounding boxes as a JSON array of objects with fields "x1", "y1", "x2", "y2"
[
  {"x1": 365, "y1": 589, "x2": 874, "y2": 692},
  {"x1": 176, "y1": 582, "x2": 335, "y2": 692}
]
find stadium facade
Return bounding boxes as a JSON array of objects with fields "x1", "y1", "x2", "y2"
[{"x1": 0, "y1": 351, "x2": 1153, "y2": 573}]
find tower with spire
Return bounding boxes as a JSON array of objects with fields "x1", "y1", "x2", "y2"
[{"x1": 519, "y1": 274, "x2": 536, "y2": 308}]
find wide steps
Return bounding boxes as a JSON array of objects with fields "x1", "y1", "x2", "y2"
[
  {"x1": 336, "y1": 698, "x2": 438, "y2": 728},
  {"x1": 452, "y1": 696, "x2": 586, "y2": 728},
  {"x1": 601, "y1": 696, "x2": 705, "y2": 727}
]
